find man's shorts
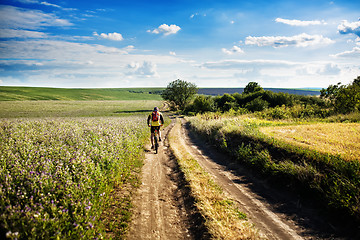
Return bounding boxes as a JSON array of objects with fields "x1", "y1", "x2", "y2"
[{"x1": 150, "y1": 126, "x2": 160, "y2": 133}]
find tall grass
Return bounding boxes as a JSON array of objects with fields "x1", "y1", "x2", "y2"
[
  {"x1": 187, "y1": 113, "x2": 360, "y2": 222},
  {"x1": 168, "y1": 119, "x2": 260, "y2": 240},
  {"x1": 0, "y1": 117, "x2": 148, "y2": 239}
]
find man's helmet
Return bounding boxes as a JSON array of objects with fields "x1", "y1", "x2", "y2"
[{"x1": 154, "y1": 107, "x2": 159, "y2": 111}]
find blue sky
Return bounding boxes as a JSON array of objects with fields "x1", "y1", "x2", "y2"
[{"x1": 0, "y1": 0, "x2": 359, "y2": 88}]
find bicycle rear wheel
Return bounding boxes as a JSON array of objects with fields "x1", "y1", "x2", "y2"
[{"x1": 154, "y1": 136, "x2": 158, "y2": 154}]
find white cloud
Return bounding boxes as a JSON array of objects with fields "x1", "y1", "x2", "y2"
[
  {"x1": 331, "y1": 47, "x2": 360, "y2": 58},
  {"x1": 296, "y1": 63, "x2": 341, "y2": 76},
  {"x1": 319, "y1": 63, "x2": 341, "y2": 75},
  {"x1": 93, "y1": 32, "x2": 124, "y2": 41},
  {"x1": 0, "y1": 40, "x2": 130, "y2": 60},
  {"x1": 275, "y1": 18, "x2": 326, "y2": 26},
  {"x1": 338, "y1": 20, "x2": 360, "y2": 37},
  {"x1": 190, "y1": 13, "x2": 198, "y2": 19},
  {"x1": 124, "y1": 45, "x2": 135, "y2": 52},
  {"x1": 245, "y1": 33, "x2": 334, "y2": 48},
  {"x1": 0, "y1": 29, "x2": 48, "y2": 38},
  {"x1": 0, "y1": 5, "x2": 72, "y2": 30},
  {"x1": 40, "y1": 1, "x2": 62, "y2": 9},
  {"x1": 127, "y1": 61, "x2": 158, "y2": 77},
  {"x1": 14, "y1": 0, "x2": 76, "y2": 10},
  {"x1": 201, "y1": 59, "x2": 342, "y2": 76},
  {"x1": 190, "y1": 13, "x2": 206, "y2": 19},
  {"x1": 201, "y1": 59, "x2": 298, "y2": 70},
  {"x1": 149, "y1": 24, "x2": 181, "y2": 36},
  {"x1": 222, "y1": 46, "x2": 244, "y2": 55}
]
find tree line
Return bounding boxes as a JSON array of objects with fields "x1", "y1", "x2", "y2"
[{"x1": 161, "y1": 77, "x2": 360, "y2": 116}]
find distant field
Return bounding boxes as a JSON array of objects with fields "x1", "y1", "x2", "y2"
[
  {"x1": 261, "y1": 123, "x2": 360, "y2": 161},
  {"x1": 0, "y1": 86, "x2": 321, "y2": 102},
  {"x1": 0, "y1": 100, "x2": 163, "y2": 118},
  {"x1": 198, "y1": 88, "x2": 320, "y2": 96},
  {"x1": 0, "y1": 86, "x2": 163, "y2": 101}
]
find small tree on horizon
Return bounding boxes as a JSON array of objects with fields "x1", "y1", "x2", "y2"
[
  {"x1": 161, "y1": 79, "x2": 198, "y2": 110},
  {"x1": 243, "y1": 82, "x2": 263, "y2": 94}
]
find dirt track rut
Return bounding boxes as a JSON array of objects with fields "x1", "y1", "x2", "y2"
[{"x1": 127, "y1": 122, "x2": 194, "y2": 240}]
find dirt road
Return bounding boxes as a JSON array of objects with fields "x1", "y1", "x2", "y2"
[
  {"x1": 127, "y1": 118, "x2": 355, "y2": 239},
  {"x1": 127, "y1": 121, "x2": 205, "y2": 240}
]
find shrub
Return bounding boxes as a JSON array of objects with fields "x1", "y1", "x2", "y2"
[
  {"x1": 245, "y1": 97, "x2": 269, "y2": 112},
  {"x1": 189, "y1": 95, "x2": 216, "y2": 113}
]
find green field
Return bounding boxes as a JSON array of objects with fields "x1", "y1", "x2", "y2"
[
  {"x1": 0, "y1": 117, "x2": 148, "y2": 239},
  {"x1": 0, "y1": 86, "x2": 163, "y2": 101},
  {"x1": 0, "y1": 100, "x2": 163, "y2": 118},
  {"x1": 0, "y1": 89, "x2": 164, "y2": 239}
]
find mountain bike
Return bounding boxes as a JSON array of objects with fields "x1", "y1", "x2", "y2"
[{"x1": 154, "y1": 128, "x2": 159, "y2": 154}]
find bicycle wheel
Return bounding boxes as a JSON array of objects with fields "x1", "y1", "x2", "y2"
[{"x1": 154, "y1": 136, "x2": 158, "y2": 154}]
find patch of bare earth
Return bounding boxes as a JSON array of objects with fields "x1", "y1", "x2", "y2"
[{"x1": 127, "y1": 120, "x2": 207, "y2": 240}]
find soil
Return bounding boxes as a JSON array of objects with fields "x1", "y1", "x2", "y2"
[
  {"x1": 127, "y1": 119, "x2": 207, "y2": 240},
  {"x1": 127, "y1": 117, "x2": 360, "y2": 240}
]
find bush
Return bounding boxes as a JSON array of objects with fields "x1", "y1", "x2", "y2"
[
  {"x1": 189, "y1": 95, "x2": 216, "y2": 113},
  {"x1": 215, "y1": 93, "x2": 236, "y2": 111},
  {"x1": 245, "y1": 97, "x2": 269, "y2": 112},
  {"x1": 268, "y1": 105, "x2": 290, "y2": 119}
]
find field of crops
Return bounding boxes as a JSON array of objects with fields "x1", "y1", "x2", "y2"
[
  {"x1": 0, "y1": 117, "x2": 148, "y2": 239},
  {"x1": 260, "y1": 123, "x2": 360, "y2": 161}
]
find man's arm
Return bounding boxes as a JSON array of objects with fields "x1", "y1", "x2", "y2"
[{"x1": 147, "y1": 114, "x2": 151, "y2": 125}]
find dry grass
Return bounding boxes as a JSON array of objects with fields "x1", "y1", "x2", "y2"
[
  {"x1": 168, "y1": 118, "x2": 261, "y2": 240},
  {"x1": 260, "y1": 123, "x2": 360, "y2": 161}
]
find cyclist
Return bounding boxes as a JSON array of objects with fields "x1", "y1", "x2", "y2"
[{"x1": 147, "y1": 107, "x2": 164, "y2": 149}]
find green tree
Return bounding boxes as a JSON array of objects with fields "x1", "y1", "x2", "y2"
[
  {"x1": 321, "y1": 76, "x2": 360, "y2": 113},
  {"x1": 320, "y1": 82, "x2": 342, "y2": 105},
  {"x1": 161, "y1": 79, "x2": 198, "y2": 110},
  {"x1": 334, "y1": 83, "x2": 360, "y2": 113},
  {"x1": 243, "y1": 82, "x2": 263, "y2": 94}
]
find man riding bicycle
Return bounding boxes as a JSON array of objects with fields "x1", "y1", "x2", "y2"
[{"x1": 147, "y1": 107, "x2": 164, "y2": 149}]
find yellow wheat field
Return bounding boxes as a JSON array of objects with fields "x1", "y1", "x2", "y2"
[{"x1": 260, "y1": 123, "x2": 360, "y2": 161}]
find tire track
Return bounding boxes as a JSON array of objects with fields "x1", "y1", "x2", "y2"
[
  {"x1": 177, "y1": 118, "x2": 344, "y2": 240},
  {"x1": 127, "y1": 121, "x2": 193, "y2": 240}
]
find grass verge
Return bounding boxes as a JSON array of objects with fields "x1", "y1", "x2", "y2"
[
  {"x1": 168, "y1": 117, "x2": 261, "y2": 240},
  {"x1": 187, "y1": 114, "x2": 360, "y2": 225}
]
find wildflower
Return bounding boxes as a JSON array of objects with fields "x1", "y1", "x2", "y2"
[{"x1": 6, "y1": 231, "x2": 19, "y2": 239}]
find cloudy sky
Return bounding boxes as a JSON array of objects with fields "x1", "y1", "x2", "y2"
[{"x1": 0, "y1": 0, "x2": 359, "y2": 88}]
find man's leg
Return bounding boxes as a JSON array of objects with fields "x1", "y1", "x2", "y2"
[{"x1": 158, "y1": 128, "x2": 162, "y2": 141}]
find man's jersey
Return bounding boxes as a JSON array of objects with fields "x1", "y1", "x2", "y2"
[{"x1": 147, "y1": 111, "x2": 164, "y2": 127}]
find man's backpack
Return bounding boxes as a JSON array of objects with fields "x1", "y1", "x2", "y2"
[{"x1": 152, "y1": 111, "x2": 160, "y2": 121}]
